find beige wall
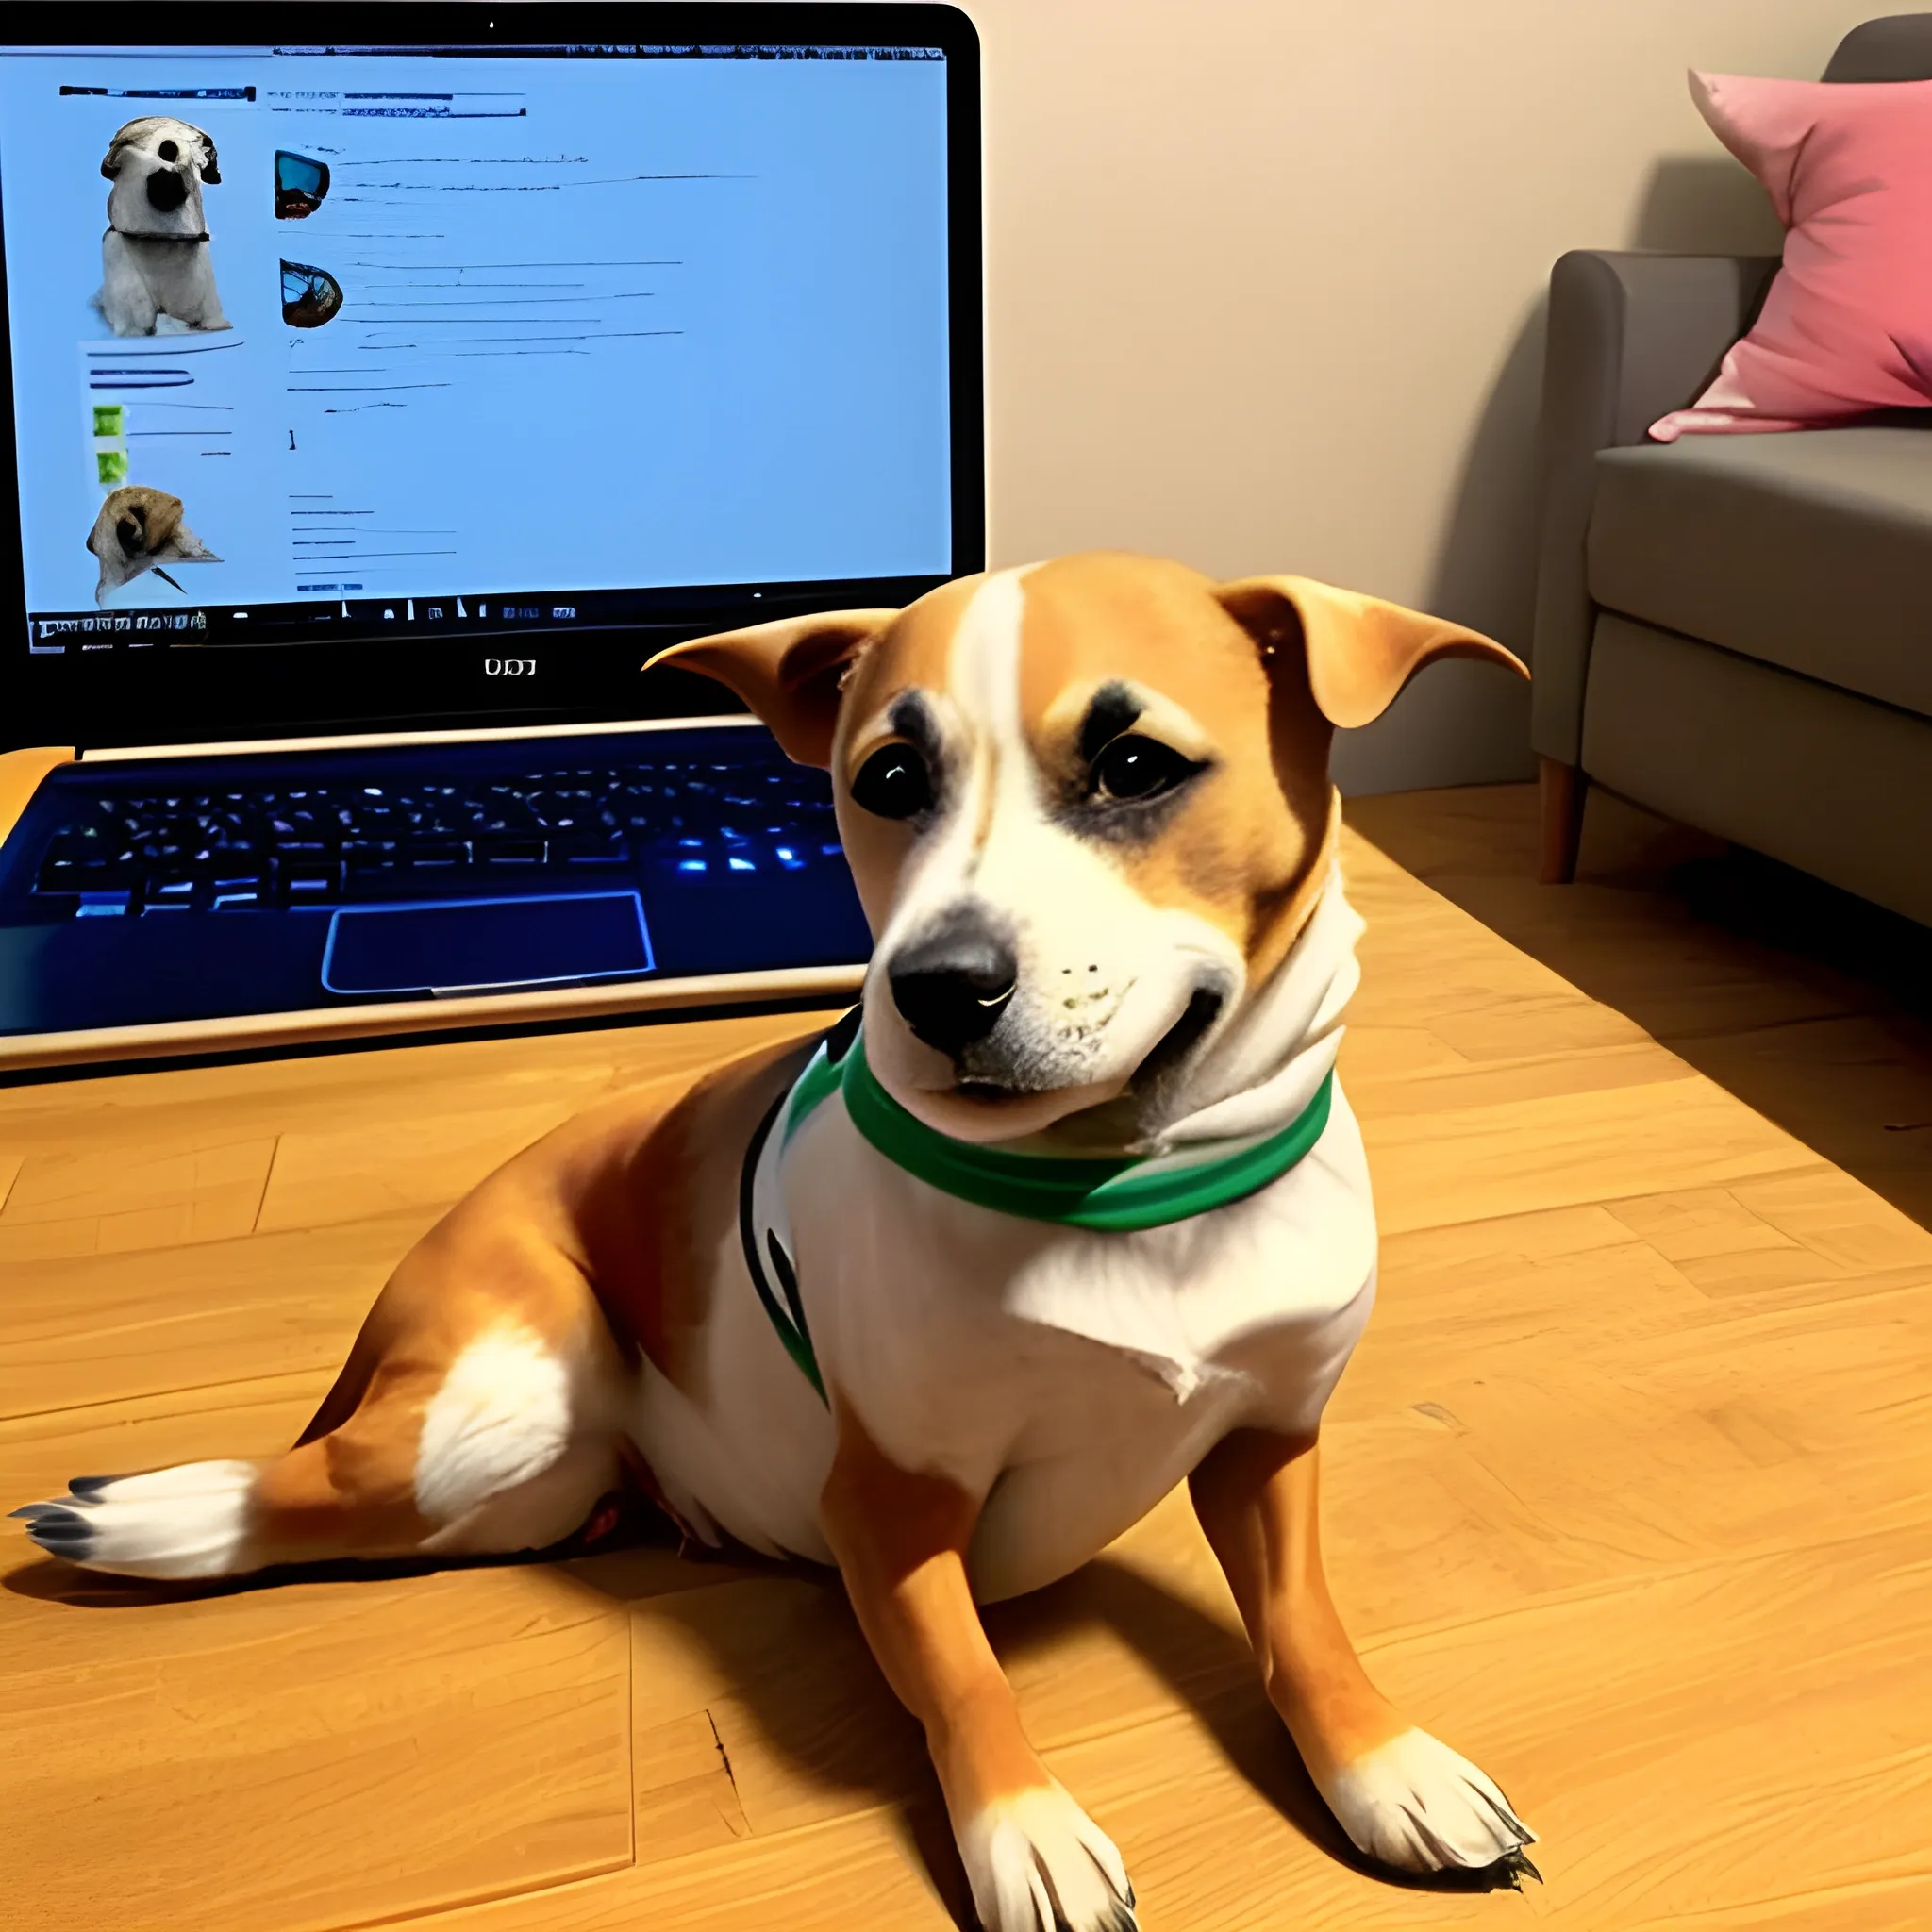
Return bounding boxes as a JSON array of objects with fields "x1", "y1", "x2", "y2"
[{"x1": 963, "y1": 0, "x2": 1875, "y2": 791}]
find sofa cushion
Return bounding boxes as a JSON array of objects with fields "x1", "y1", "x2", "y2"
[
  {"x1": 1588, "y1": 425, "x2": 1932, "y2": 721},
  {"x1": 1648, "y1": 73, "x2": 1932, "y2": 441}
]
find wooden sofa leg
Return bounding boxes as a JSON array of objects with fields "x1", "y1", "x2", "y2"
[{"x1": 1538, "y1": 757, "x2": 1588, "y2": 885}]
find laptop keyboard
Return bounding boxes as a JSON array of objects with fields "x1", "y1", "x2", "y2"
[{"x1": 29, "y1": 750, "x2": 843, "y2": 915}]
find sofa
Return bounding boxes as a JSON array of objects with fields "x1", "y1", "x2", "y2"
[{"x1": 1530, "y1": 13, "x2": 1932, "y2": 927}]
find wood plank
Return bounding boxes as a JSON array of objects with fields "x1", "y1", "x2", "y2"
[
  {"x1": 633, "y1": 1709, "x2": 753, "y2": 1865},
  {"x1": 0, "y1": 1210, "x2": 428, "y2": 1423},
  {"x1": 1341, "y1": 1029, "x2": 1691, "y2": 1115},
  {"x1": 0, "y1": 1372, "x2": 329, "y2": 1514},
  {"x1": 0, "y1": 1563, "x2": 634, "y2": 1932},
  {"x1": 256, "y1": 1098, "x2": 581, "y2": 1231},
  {"x1": 1343, "y1": 785, "x2": 1932, "y2": 1233},
  {"x1": 1625, "y1": 1878, "x2": 1932, "y2": 1931},
  {"x1": 1364, "y1": 1075, "x2": 1819, "y2": 1236},
  {"x1": 0, "y1": 1132, "x2": 276, "y2": 1261}
]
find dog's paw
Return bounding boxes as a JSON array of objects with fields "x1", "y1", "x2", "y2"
[
  {"x1": 1319, "y1": 1726, "x2": 1535, "y2": 1874},
  {"x1": 9, "y1": 1460, "x2": 258, "y2": 1579},
  {"x1": 956, "y1": 1779, "x2": 1137, "y2": 1931}
]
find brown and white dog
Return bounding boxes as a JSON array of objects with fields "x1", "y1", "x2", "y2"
[{"x1": 13, "y1": 554, "x2": 1534, "y2": 1929}]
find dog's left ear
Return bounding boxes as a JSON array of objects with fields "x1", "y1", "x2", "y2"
[
  {"x1": 1216, "y1": 575, "x2": 1526, "y2": 728},
  {"x1": 198, "y1": 134, "x2": 221, "y2": 185},
  {"x1": 643, "y1": 609, "x2": 898, "y2": 767}
]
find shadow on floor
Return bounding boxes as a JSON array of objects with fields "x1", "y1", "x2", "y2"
[
  {"x1": 5, "y1": 1502, "x2": 1537, "y2": 1915},
  {"x1": 1346, "y1": 783, "x2": 1932, "y2": 1228},
  {"x1": 551, "y1": 1540, "x2": 1533, "y2": 1914}
]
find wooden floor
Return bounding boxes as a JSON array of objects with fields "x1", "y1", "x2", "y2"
[
  {"x1": 1348, "y1": 784, "x2": 1932, "y2": 1231},
  {"x1": 3, "y1": 798, "x2": 1928, "y2": 1931}
]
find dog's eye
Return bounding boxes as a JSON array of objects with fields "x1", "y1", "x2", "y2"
[
  {"x1": 1090, "y1": 734, "x2": 1198, "y2": 804},
  {"x1": 849, "y1": 743, "x2": 934, "y2": 821}
]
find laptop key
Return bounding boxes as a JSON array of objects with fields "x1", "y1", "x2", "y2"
[
  {"x1": 401, "y1": 841, "x2": 472, "y2": 870},
  {"x1": 142, "y1": 875, "x2": 198, "y2": 912},
  {"x1": 344, "y1": 845, "x2": 404, "y2": 882},
  {"x1": 282, "y1": 863, "x2": 343, "y2": 903},
  {"x1": 36, "y1": 833, "x2": 122, "y2": 891},
  {"x1": 551, "y1": 834, "x2": 626, "y2": 865},
  {"x1": 478, "y1": 836, "x2": 546, "y2": 866}
]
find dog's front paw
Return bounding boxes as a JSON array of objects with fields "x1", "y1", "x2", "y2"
[
  {"x1": 956, "y1": 1779, "x2": 1137, "y2": 1931},
  {"x1": 9, "y1": 1461, "x2": 258, "y2": 1579},
  {"x1": 1319, "y1": 1726, "x2": 1536, "y2": 1875}
]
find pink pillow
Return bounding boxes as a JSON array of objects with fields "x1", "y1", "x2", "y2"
[{"x1": 1649, "y1": 71, "x2": 1932, "y2": 441}]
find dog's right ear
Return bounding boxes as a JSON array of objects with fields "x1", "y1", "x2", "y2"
[
  {"x1": 100, "y1": 137, "x2": 128, "y2": 180},
  {"x1": 643, "y1": 609, "x2": 898, "y2": 767}
]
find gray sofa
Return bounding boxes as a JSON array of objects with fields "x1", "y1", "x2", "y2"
[{"x1": 1530, "y1": 13, "x2": 1932, "y2": 926}]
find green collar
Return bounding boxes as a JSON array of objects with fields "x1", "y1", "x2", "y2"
[{"x1": 784, "y1": 1024, "x2": 1334, "y2": 1234}]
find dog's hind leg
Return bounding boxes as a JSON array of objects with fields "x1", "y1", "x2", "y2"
[
  {"x1": 10, "y1": 1050, "x2": 800, "y2": 1581},
  {"x1": 14, "y1": 1208, "x2": 630, "y2": 1581},
  {"x1": 1190, "y1": 1430, "x2": 1537, "y2": 1880}
]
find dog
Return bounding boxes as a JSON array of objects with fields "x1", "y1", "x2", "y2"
[
  {"x1": 13, "y1": 554, "x2": 1534, "y2": 1929},
  {"x1": 96, "y1": 116, "x2": 229, "y2": 336},
  {"x1": 86, "y1": 485, "x2": 221, "y2": 606}
]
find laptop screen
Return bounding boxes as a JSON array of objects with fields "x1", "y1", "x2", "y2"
[{"x1": 0, "y1": 8, "x2": 980, "y2": 741}]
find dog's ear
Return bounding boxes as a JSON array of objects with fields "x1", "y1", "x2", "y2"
[
  {"x1": 101, "y1": 118, "x2": 154, "y2": 179},
  {"x1": 643, "y1": 609, "x2": 898, "y2": 767},
  {"x1": 1215, "y1": 575, "x2": 1526, "y2": 728},
  {"x1": 197, "y1": 133, "x2": 221, "y2": 185}
]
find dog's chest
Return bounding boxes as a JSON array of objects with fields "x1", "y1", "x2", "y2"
[{"x1": 774, "y1": 1091, "x2": 1378, "y2": 1600}]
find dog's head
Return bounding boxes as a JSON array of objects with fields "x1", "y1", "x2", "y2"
[
  {"x1": 652, "y1": 554, "x2": 1524, "y2": 1141},
  {"x1": 101, "y1": 117, "x2": 220, "y2": 232},
  {"x1": 88, "y1": 486, "x2": 221, "y2": 604}
]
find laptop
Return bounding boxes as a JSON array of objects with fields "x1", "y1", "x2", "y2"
[{"x1": 0, "y1": 4, "x2": 982, "y2": 1073}]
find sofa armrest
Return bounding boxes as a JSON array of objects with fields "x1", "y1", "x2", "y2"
[{"x1": 1529, "y1": 249, "x2": 1778, "y2": 764}]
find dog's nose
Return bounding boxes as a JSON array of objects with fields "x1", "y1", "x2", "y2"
[
  {"x1": 145, "y1": 169, "x2": 189, "y2": 212},
  {"x1": 889, "y1": 918, "x2": 1017, "y2": 1057}
]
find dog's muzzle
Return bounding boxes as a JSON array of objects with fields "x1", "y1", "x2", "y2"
[
  {"x1": 888, "y1": 908, "x2": 1017, "y2": 1058},
  {"x1": 145, "y1": 167, "x2": 190, "y2": 214}
]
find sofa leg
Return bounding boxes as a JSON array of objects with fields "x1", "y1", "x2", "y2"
[{"x1": 1538, "y1": 757, "x2": 1588, "y2": 884}]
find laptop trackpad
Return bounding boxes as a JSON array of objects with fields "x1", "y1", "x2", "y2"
[{"x1": 323, "y1": 891, "x2": 655, "y2": 996}]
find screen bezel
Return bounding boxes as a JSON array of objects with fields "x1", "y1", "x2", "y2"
[{"x1": 0, "y1": 3, "x2": 984, "y2": 748}]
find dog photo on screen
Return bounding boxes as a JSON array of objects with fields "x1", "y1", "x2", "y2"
[
  {"x1": 95, "y1": 116, "x2": 230, "y2": 336},
  {"x1": 87, "y1": 484, "x2": 221, "y2": 605}
]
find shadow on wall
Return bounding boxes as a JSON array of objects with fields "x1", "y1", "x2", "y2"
[
  {"x1": 1331, "y1": 299, "x2": 1544, "y2": 798},
  {"x1": 1333, "y1": 152, "x2": 1781, "y2": 800},
  {"x1": 1627, "y1": 155, "x2": 1783, "y2": 256}
]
